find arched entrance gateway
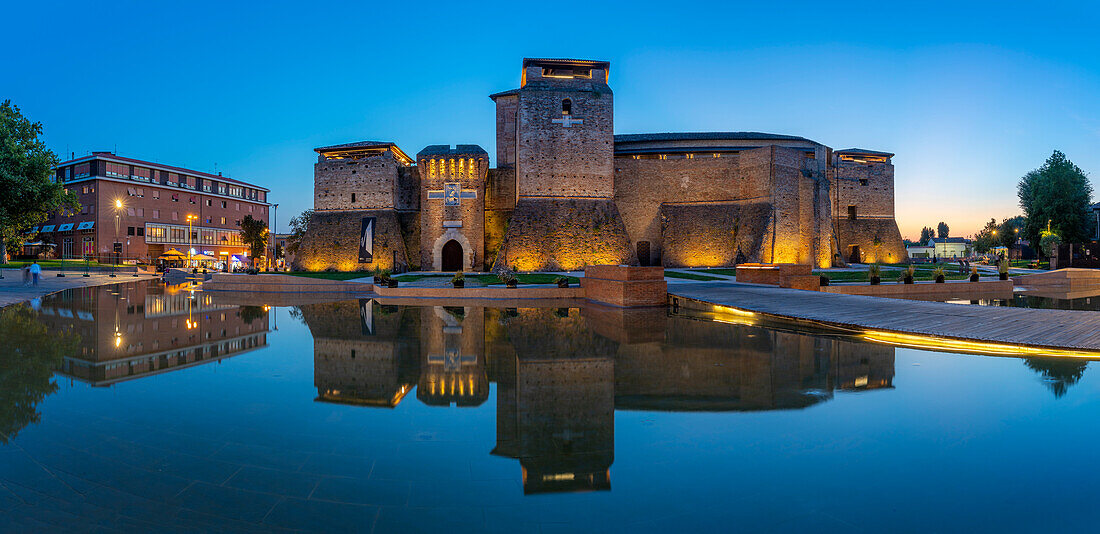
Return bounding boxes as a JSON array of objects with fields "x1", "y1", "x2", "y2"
[{"x1": 441, "y1": 240, "x2": 464, "y2": 271}]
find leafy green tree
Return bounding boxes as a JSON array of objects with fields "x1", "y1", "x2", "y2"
[
  {"x1": 285, "y1": 209, "x2": 313, "y2": 256},
  {"x1": 0, "y1": 100, "x2": 79, "y2": 262},
  {"x1": 973, "y1": 218, "x2": 999, "y2": 253},
  {"x1": 1018, "y1": 150, "x2": 1093, "y2": 248},
  {"x1": 998, "y1": 215, "x2": 1026, "y2": 248},
  {"x1": 936, "y1": 222, "x2": 950, "y2": 239},
  {"x1": 238, "y1": 214, "x2": 268, "y2": 268},
  {"x1": 919, "y1": 226, "x2": 935, "y2": 244},
  {"x1": 1039, "y1": 230, "x2": 1061, "y2": 258},
  {"x1": 0, "y1": 304, "x2": 81, "y2": 443}
]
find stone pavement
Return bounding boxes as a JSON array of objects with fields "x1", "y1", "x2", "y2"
[{"x1": 0, "y1": 269, "x2": 158, "y2": 308}]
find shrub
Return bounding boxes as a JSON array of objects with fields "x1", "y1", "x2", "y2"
[{"x1": 451, "y1": 272, "x2": 465, "y2": 283}]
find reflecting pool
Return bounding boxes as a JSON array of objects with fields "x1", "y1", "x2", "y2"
[{"x1": 3, "y1": 281, "x2": 1100, "y2": 532}]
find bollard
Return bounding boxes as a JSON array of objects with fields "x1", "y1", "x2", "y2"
[{"x1": 83, "y1": 258, "x2": 90, "y2": 277}]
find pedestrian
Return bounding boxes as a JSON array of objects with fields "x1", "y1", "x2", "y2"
[
  {"x1": 22, "y1": 265, "x2": 30, "y2": 285},
  {"x1": 29, "y1": 261, "x2": 41, "y2": 286}
]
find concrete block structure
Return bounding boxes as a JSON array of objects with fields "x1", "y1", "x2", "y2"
[{"x1": 295, "y1": 57, "x2": 904, "y2": 271}]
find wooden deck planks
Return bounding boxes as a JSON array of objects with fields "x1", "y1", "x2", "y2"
[{"x1": 669, "y1": 282, "x2": 1100, "y2": 351}]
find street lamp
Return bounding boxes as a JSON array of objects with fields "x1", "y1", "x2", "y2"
[
  {"x1": 186, "y1": 214, "x2": 197, "y2": 269},
  {"x1": 111, "y1": 199, "x2": 123, "y2": 277},
  {"x1": 269, "y1": 203, "x2": 278, "y2": 271}
]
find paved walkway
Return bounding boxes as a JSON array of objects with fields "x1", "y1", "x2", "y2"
[
  {"x1": 670, "y1": 281, "x2": 1100, "y2": 352},
  {"x1": 0, "y1": 269, "x2": 155, "y2": 308}
]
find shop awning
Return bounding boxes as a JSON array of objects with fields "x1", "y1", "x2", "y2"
[
  {"x1": 39, "y1": 225, "x2": 55, "y2": 232},
  {"x1": 57, "y1": 223, "x2": 74, "y2": 231},
  {"x1": 76, "y1": 221, "x2": 95, "y2": 230},
  {"x1": 26, "y1": 226, "x2": 39, "y2": 234}
]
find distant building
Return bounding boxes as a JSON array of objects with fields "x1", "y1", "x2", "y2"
[
  {"x1": 927, "y1": 237, "x2": 970, "y2": 259},
  {"x1": 906, "y1": 245, "x2": 934, "y2": 259},
  {"x1": 35, "y1": 152, "x2": 270, "y2": 268}
]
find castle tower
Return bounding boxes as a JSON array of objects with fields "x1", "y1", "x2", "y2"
[
  {"x1": 489, "y1": 58, "x2": 635, "y2": 271},
  {"x1": 417, "y1": 145, "x2": 487, "y2": 272}
]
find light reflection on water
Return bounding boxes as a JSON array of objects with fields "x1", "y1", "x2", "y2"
[{"x1": 2, "y1": 280, "x2": 1100, "y2": 531}]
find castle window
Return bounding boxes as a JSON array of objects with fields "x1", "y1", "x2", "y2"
[
  {"x1": 351, "y1": 193, "x2": 356, "y2": 203},
  {"x1": 562, "y1": 99, "x2": 572, "y2": 115},
  {"x1": 848, "y1": 205, "x2": 857, "y2": 220},
  {"x1": 859, "y1": 179, "x2": 869, "y2": 186}
]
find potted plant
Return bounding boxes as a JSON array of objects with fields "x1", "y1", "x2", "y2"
[
  {"x1": 387, "y1": 276, "x2": 399, "y2": 288},
  {"x1": 903, "y1": 264, "x2": 915, "y2": 284},
  {"x1": 452, "y1": 272, "x2": 465, "y2": 288},
  {"x1": 499, "y1": 271, "x2": 518, "y2": 288},
  {"x1": 819, "y1": 275, "x2": 830, "y2": 287},
  {"x1": 373, "y1": 268, "x2": 384, "y2": 284},
  {"x1": 969, "y1": 266, "x2": 980, "y2": 282},
  {"x1": 932, "y1": 266, "x2": 946, "y2": 283},
  {"x1": 554, "y1": 276, "x2": 570, "y2": 288},
  {"x1": 867, "y1": 264, "x2": 881, "y2": 285},
  {"x1": 998, "y1": 260, "x2": 1009, "y2": 281}
]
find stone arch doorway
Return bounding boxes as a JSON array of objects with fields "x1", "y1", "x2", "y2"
[{"x1": 441, "y1": 240, "x2": 464, "y2": 271}]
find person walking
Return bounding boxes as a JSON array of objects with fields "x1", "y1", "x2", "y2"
[
  {"x1": 29, "y1": 261, "x2": 41, "y2": 286},
  {"x1": 22, "y1": 265, "x2": 30, "y2": 285}
]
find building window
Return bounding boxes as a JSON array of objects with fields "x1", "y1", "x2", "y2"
[
  {"x1": 206, "y1": 199, "x2": 212, "y2": 206},
  {"x1": 106, "y1": 162, "x2": 128, "y2": 178},
  {"x1": 152, "y1": 190, "x2": 159, "y2": 199},
  {"x1": 848, "y1": 205, "x2": 857, "y2": 220},
  {"x1": 859, "y1": 179, "x2": 869, "y2": 186},
  {"x1": 152, "y1": 210, "x2": 160, "y2": 219},
  {"x1": 221, "y1": 201, "x2": 227, "y2": 208},
  {"x1": 220, "y1": 217, "x2": 226, "y2": 224},
  {"x1": 74, "y1": 163, "x2": 90, "y2": 178},
  {"x1": 127, "y1": 226, "x2": 136, "y2": 236},
  {"x1": 136, "y1": 227, "x2": 144, "y2": 237},
  {"x1": 351, "y1": 193, "x2": 356, "y2": 203},
  {"x1": 562, "y1": 99, "x2": 572, "y2": 115}
]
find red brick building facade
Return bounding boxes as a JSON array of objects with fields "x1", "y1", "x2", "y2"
[{"x1": 37, "y1": 152, "x2": 270, "y2": 267}]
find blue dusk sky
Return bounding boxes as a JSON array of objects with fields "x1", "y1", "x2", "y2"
[{"x1": 5, "y1": 1, "x2": 1099, "y2": 238}]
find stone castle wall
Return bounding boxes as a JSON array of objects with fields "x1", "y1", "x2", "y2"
[
  {"x1": 835, "y1": 217, "x2": 906, "y2": 264},
  {"x1": 492, "y1": 198, "x2": 635, "y2": 272},
  {"x1": 418, "y1": 153, "x2": 487, "y2": 271},
  {"x1": 660, "y1": 201, "x2": 772, "y2": 267},
  {"x1": 314, "y1": 150, "x2": 402, "y2": 210},
  {"x1": 515, "y1": 83, "x2": 614, "y2": 198},
  {"x1": 292, "y1": 209, "x2": 410, "y2": 272},
  {"x1": 833, "y1": 159, "x2": 904, "y2": 263}
]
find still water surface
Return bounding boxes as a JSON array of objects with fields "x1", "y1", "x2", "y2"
[{"x1": 2, "y1": 281, "x2": 1100, "y2": 532}]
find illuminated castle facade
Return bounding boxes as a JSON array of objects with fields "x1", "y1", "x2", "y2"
[{"x1": 295, "y1": 58, "x2": 904, "y2": 272}]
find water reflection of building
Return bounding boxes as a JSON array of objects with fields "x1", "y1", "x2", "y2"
[
  {"x1": 37, "y1": 282, "x2": 269, "y2": 386},
  {"x1": 416, "y1": 306, "x2": 489, "y2": 407},
  {"x1": 300, "y1": 301, "x2": 896, "y2": 493},
  {"x1": 490, "y1": 308, "x2": 616, "y2": 494},
  {"x1": 305, "y1": 300, "x2": 419, "y2": 408}
]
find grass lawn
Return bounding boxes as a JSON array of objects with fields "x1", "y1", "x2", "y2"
[
  {"x1": 691, "y1": 268, "x2": 737, "y2": 277},
  {"x1": 1, "y1": 259, "x2": 111, "y2": 269},
  {"x1": 664, "y1": 270, "x2": 725, "y2": 281},
  {"x1": 276, "y1": 271, "x2": 373, "y2": 281}
]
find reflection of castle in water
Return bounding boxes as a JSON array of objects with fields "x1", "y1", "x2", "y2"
[
  {"x1": 301, "y1": 300, "x2": 894, "y2": 493},
  {"x1": 36, "y1": 282, "x2": 270, "y2": 386}
]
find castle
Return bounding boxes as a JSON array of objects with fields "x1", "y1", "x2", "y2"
[{"x1": 294, "y1": 58, "x2": 904, "y2": 272}]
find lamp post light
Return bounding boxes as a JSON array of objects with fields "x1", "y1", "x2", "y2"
[
  {"x1": 186, "y1": 214, "x2": 197, "y2": 269},
  {"x1": 270, "y1": 203, "x2": 278, "y2": 271},
  {"x1": 111, "y1": 199, "x2": 123, "y2": 277}
]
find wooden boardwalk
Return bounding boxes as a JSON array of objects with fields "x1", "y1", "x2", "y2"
[{"x1": 669, "y1": 282, "x2": 1100, "y2": 352}]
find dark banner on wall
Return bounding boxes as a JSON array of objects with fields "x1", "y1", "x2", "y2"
[{"x1": 359, "y1": 217, "x2": 375, "y2": 263}]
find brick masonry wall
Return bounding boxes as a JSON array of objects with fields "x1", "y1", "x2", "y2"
[
  {"x1": 495, "y1": 95, "x2": 518, "y2": 167},
  {"x1": 418, "y1": 154, "x2": 487, "y2": 271},
  {"x1": 835, "y1": 217, "x2": 906, "y2": 264},
  {"x1": 834, "y1": 160, "x2": 895, "y2": 218},
  {"x1": 516, "y1": 83, "x2": 614, "y2": 198},
  {"x1": 314, "y1": 151, "x2": 401, "y2": 210},
  {"x1": 660, "y1": 201, "x2": 772, "y2": 267},
  {"x1": 492, "y1": 198, "x2": 635, "y2": 272},
  {"x1": 396, "y1": 166, "x2": 421, "y2": 212},
  {"x1": 292, "y1": 209, "x2": 410, "y2": 271}
]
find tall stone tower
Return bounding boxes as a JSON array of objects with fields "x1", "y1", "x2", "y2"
[{"x1": 490, "y1": 58, "x2": 635, "y2": 272}]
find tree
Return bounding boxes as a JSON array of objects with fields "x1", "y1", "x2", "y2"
[
  {"x1": 937, "y1": 222, "x2": 950, "y2": 239},
  {"x1": 1018, "y1": 150, "x2": 1093, "y2": 249},
  {"x1": 999, "y1": 215, "x2": 1026, "y2": 248},
  {"x1": 0, "y1": 100, "x2": 79, "y2": 262},
  {"x1": 919, "y1": 226, "x2": 935, "y2": 244},
  {"x1": 1024, "y1": 357, "x2": 1086, "y2": 398},
  {"x1": 238, "y1": 214, "x2": 268, "y2": 268},
  {"x1": 285, "y1": 209, "x2": 313, "y2": 256},
  {"x1": 973, "y1": 218, "x2": 999, "y2": 253},
  {"x1": 1039, "y1": 229, "x2": 1061, "y2": 258}
]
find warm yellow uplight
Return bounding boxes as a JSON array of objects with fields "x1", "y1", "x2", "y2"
[
  {"x1": 862, "y1": 330, "x2": 1100, "y2": 359},
  {"x1": 115, "y1": 199, "x2": 123, "y2": 209}
]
